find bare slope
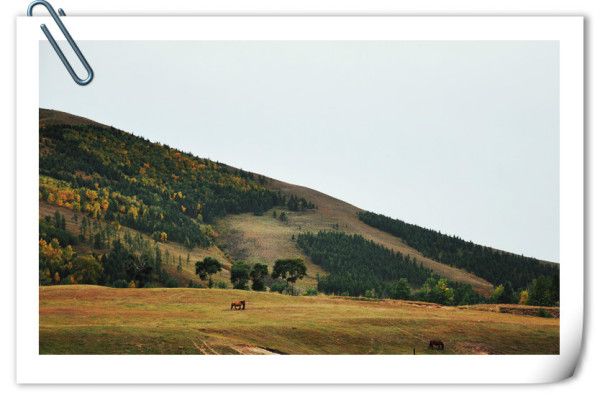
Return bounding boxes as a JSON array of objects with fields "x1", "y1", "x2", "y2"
[{"x1": 39, "y1": 285, "x2": 559, "y2": 355}]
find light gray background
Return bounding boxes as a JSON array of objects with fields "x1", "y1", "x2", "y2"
[{"x1": 40, "y1": 40, "x2": 559, "y2": 262}]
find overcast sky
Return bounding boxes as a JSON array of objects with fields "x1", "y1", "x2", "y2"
[{"x1": 40, "y1": 40, "x2": 559, "y2": 262}]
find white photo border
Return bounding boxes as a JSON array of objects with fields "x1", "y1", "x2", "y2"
[{"x1": 16, "y1": 16, "x2": 583, "y2": 384}]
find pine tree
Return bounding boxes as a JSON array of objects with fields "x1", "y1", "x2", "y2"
[
  {"x1": 164, "y1": 249, "x2": 171, "y2": 267},
  {"x1": 155, "y1": 246, "x2": 162, "y2": 275}
]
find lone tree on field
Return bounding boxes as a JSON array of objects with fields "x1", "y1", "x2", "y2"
[
  {"x1": 271, "y1": 258, "x2": 307, "y2": 294},
  {"x1": 250, "y1": 263, "x2": 269, "y2": 291},
  {"x1": 195, "y1": 257, "x2": 223, "y2": 288},
  {"x1": 230, "y1": 261, "x2": 251, "y2": 290}
]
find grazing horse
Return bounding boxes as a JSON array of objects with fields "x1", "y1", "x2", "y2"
[
  {"x1": 429, "y1": 340, "x2": 444, "y2": 350},
  {"x1": 230, "y1": 300, "x2": 246, "y2": 310}
]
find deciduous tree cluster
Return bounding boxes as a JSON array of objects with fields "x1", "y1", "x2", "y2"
[{"x1": 39, "y1": 122, "x2": 314, "y2": 249}]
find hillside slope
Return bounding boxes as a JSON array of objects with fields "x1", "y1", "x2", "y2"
[
  {"x1": 217, "y1": 178, "x2": 494, "y2": 295},
  {"x1": 358, "y1": 211, "x2": 558, "y2": 290},
  {"x1": 39, "y1": 108, "x2": 560, "y2": 297},
  {"x1": 40, "y1": 201, "x2": 233, "y2": 287}
]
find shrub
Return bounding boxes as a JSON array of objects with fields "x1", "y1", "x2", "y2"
[
  {"x1": 519, "y1": 290, "x2": 529, "y2": 305},
  {"x1": 39, "y1": 269, "x2": 52, "y2": 285},
  {"x1": 283, "y1": 285, "x2": 300, "y2": 296},
  {"x1": 71, "y1": 255, "x2": 103, "y2": 284},
  {"x1": 214, "y1": 280, "x2": 228, "y2": 289},
  {"x1": 112, "y1": 279, "x2": 128, "y2": 288},
  {"x1": 303, "y1": 287, "x2": 318, "y2": 296},
  {"x1": 386, "y1": 278, "x2": 411, "y2": 300},
  {"x1": 490, "y1": 282, "x2": 518, "y2": 304},
  {"x1": 270, "y1": 279, "x2": 288, "y2": 293},
  {"x1": 164, "y1": 277, "x2": 179, "y2": 288},
  {"x1": 279, "y1": 211, "x2": 288, "y2": 223},
  {"x1": 413, "y1": 276, "x2": 455, "y2": 305},
  {"x1": 537, "y1": 308, "x2": 552, "y2": 318}
]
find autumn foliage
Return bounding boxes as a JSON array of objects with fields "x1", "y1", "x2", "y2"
[{"x1": 39, "y1": 119, "x2": 313, "y2": 250}]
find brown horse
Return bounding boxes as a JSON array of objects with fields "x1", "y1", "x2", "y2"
[
  {"x1": 429, "y1": 340, "x2": 444, "y2": 350},
  {"x1": 230, "y1": 300, "x2": 246, "y2": 310}
]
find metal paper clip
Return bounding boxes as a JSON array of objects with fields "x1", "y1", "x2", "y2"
[{"x1": 27, "y1": 0, "x2": 94, "y2": 85}]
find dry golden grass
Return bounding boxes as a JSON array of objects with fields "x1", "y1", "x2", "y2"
[
  {"x1": 215, "y1": 209, "x2": 327, "y2": 289},
  {"x1": 459, "y1": 304, "x2": 560, "y2": 318},
  {"x1": 39, "y1": 285, "x2": 559, "y2": 355}
]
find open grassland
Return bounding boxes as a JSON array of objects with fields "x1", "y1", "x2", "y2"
[
  {"x1": 218, "y1": 179, "x2": 494, "y2": 296},
  {"x1": 40, "y1": 285, "x2": 558, "y2": 355}
]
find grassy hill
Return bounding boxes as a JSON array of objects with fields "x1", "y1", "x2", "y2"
[
  {"x1": 38, "y1": 108, "x2": 557, "y2": 299},
  {"x1": 39, "y1": 108, "x2": 496, "y2": 295},
  {"x1": 228, "y1": 178, "x2": 495, "y2": 295},
  {"x1": 39, "y1": 285, "x2": 559, "y2": 355}
]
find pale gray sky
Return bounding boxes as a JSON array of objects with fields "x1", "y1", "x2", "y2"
[{"x1": 40, "y1": 41, "x2": 559, "y2": 262}]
